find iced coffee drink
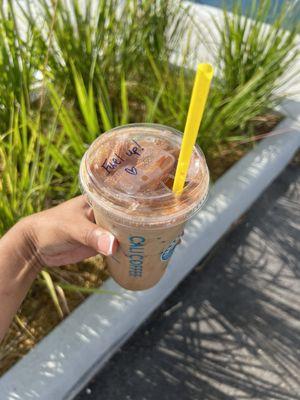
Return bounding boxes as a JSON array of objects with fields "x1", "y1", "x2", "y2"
[{"x1": 80, "y1": 124, "x2": 209, "y2": 291}]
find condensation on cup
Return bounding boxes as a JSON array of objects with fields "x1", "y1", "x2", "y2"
[{"x1": 79, "y1": 123, "x2": 209, "y2": 291}]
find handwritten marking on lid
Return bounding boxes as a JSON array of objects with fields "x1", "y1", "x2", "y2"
[
  {"x1": 101, "y1": 140, "x2": 144, "y2": 175},
  {"x1": 125, "y1": 166, "x2": 138, "y2": 175}
]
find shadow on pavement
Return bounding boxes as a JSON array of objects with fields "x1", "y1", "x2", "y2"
[{"x1": 76, "y1": 160, "x2": 300, "y2": 400}]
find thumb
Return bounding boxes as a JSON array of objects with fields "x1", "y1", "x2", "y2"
[{"x1": 77, "y1": 221, "x2": 118, "y2": 256}]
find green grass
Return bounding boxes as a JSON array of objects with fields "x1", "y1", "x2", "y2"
[
  {"x1": 0, "y1": 0, "x2": 299, "y2": 375},
  {"x1": 145, "y1": 0, "x2": 300, "y2": 153},
  {"x1": 0, "y1": 100, "x2": 63, "y2": 234},
  {"x1": 202, "y1": 0, "x2": 298, "y2": 147},
  {"x1": 24, "y1": 0, "x2": 188, "y2": 114},
  {"x1": 0, "y1": 0, "x2": 42, "y2": 132}
]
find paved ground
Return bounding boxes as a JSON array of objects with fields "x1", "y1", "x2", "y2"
[{"x1": 75, "y1": 158, "x2": 300, "y2": 400}]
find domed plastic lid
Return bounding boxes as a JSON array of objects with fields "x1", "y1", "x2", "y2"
[{"x1": 79, "y1": 124, "x2": 209, "y2": 228}]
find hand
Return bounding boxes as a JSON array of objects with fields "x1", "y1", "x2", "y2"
[
  {"x1": 18, "y1": 195, "x2": 118, "y2": 268},
  {"x1": 0, "y1": 195, "x2": 117, "y2": 341}
]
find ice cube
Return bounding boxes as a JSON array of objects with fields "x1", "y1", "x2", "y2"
[{"x1": 105, "y1": 147, "x2": 175, "y2": 195}]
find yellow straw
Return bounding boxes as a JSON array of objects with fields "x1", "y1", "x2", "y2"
[{"x1": 172, "y1": 63, "x2": 214, "y2": 195}]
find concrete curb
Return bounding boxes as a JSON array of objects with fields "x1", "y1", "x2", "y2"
[{"x1": 1, "y1": 100, "x2": 299, "y2": 399}]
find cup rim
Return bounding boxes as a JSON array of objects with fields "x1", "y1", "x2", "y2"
[
  {"x1": 79, "y1": 123, "x2": 209, "y2": 228},
  {"x1": 84, "y1": 123, "x2": 204, "y2": 202}
]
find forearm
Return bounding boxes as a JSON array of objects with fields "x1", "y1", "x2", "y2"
[{"x1": 0, "y1": 220, "x2": 39, "y2": 342}]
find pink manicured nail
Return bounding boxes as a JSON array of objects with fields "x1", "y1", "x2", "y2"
[{"x1": 97, "y1": 232, "x2": 118, "y2": 256}]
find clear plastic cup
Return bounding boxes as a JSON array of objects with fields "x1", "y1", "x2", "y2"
[{"x1": 79, "y1": 123, "x2": 209, "y2": 290}]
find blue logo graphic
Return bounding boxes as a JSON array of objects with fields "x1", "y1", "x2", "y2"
[{"x1": 160, "y1": 238, "x2": 180, "y2": 261}]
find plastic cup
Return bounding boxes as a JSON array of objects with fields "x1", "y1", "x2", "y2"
[{"x1": 79, "y1": 123, "x2": 209, "y2": 291}]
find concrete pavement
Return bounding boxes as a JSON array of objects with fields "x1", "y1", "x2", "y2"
[{"x1": 75, "y1": 158, "x2": 300, "y2": 400}]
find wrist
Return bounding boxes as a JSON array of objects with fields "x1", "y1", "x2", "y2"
[
  {"x1": 0, "y1": 218, "x2": 41, "y2": 340},
  {"x1": 14, "y1": 216, "x2": 43, "y2": 273}
]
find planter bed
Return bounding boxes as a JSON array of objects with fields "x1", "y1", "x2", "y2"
[
  {"x1": 0, "y1": 98, "x2": 299, "y2": 399},
  {"x1": 1, "y1": 1, "x2": 300, "y2": 398}
]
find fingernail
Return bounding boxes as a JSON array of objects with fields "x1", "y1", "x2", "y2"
[{"x1": 97, "y1": 232, "x2": 118, "y2": 256}]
